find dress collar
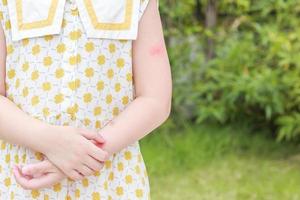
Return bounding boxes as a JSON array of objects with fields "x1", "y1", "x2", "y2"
[{"x1": 7, "y1": 0, "x2": 141, "y2": 41}]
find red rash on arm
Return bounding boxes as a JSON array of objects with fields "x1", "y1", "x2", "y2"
[{"x1": 149, "y1": 43, "x2": 165, "y2": 56}]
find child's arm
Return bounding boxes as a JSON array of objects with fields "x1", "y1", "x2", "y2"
[
  {"x1": 0, "y1": 26, "x2": 51, "y2": 155},
  {"x1": 0, "y1": 25, "x2": 108, "y2": 181},
  {"x1": 99, "y1": 0, "x2": 172, "y2": 155}
]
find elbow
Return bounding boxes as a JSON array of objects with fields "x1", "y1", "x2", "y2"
[
  {"x1": 138, "y1": 88, "x2": 172, "y2": 125},
  {"x1": 156, "y1": 96, "x2": 172, "y2": 125},
  {"x1": 163, "y1": 98, "x2": 172, "y2": 122},
  {"x1": 140, "y1": 95, "x2": 172, "y2": 126}
]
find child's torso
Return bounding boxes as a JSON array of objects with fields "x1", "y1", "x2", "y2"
[{"x1": 1, "y1": 0, "x2": 135, "y2": 129}]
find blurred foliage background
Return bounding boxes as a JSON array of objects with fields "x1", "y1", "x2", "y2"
[
  {"x1": 141, "y1": 0, "x2": 300, "y2": 199},
  {"x1": 161, "y1": 0, "x2": 300, "y2": 141}
]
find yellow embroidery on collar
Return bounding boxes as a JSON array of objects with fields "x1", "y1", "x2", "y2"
[
  {"x1": 83, "y1": 0, "x2": 133, "y2": 30},
  {"x1": 16, "y1": 0, "x2": 59, "y2": 30},
  {"x1": 8, "y1": 0, "x2": 142, "y2": 41}
]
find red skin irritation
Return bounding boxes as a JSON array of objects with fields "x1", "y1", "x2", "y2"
[{"x1": 149, "y1": 43, "x2": 164, "y2": 56}]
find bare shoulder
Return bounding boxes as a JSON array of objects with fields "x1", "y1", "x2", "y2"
[
  {"x1": 133, "y1": 0, "x2": 166, "y2": 57},
  {"x1": 136, "y1": 0, "x2": 162, "y2": 41}
]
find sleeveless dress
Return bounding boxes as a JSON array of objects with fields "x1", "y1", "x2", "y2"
[{"x1": 0, "y1": 0, "x2": 151, "y2": 199}]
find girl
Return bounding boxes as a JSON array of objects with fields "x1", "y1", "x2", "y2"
[{"x1": 0, "y1": 0, "x2": 172, "y2": 199}]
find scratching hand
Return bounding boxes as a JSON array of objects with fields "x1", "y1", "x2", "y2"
[{"x1": 13, "y1": 138, "x2": 106, "y2": 190}]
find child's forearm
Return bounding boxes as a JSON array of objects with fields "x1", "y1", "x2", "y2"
[
  {"x1": 0, "y1": 95, "x2": 52, "y2": 152},
  {"x1": 98, "y1": 0, "x2": 172, "y2": 155},
  {"x1": 99, "y1": 96, "x2": 171, "y2": 155}
]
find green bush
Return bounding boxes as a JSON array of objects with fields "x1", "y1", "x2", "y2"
[{"x1": 160, "y1": 0, "x2": 300, "y2": 141}]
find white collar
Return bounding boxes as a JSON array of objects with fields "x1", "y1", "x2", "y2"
[{"x1": 7, "y1": 0, "x2": 141, "y2": 41}]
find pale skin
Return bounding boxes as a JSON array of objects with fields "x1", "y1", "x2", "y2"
[{"x1": 0, "y1": 0, "x2": 172, "y2": 190}]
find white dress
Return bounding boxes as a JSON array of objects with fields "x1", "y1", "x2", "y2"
[{"x1": 0, "y1": 0, "x2": 152, "y2": 199}]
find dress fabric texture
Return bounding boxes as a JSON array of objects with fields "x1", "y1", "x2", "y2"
[{"x1": 0, "y1": 0, "x2": 151, "y2": 199}]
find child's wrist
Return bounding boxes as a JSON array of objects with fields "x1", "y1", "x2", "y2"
[{"x1": 31, "y1": 123, "x2": 57, "y2": 154}]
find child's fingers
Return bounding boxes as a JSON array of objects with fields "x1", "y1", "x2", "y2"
[
  {"x1": 13, "y1": 165, "x2": 32, "y2": 180},
  {"x1": 13, "y1": 165, "x2": 39, "y2": 189},
  {"x1": 21, "y1": 160, "x2": 54, "y2": 177},
  {"x1": 13, "y1": 165, "x2": 63, "y2": 190},
  {"x1": 94, "y1": 132, "x2": 106, "y2": 144},
  {"x1": 90, "y1": 139, "x2": 104, "y2": 148},
  {"x1": 78, "y1": 128, "x2": 106, "y2": 144}
]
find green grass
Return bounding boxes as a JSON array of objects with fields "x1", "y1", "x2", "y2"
[{"x1": 140, "y1": 121, "x2": 300, "y2": 200}]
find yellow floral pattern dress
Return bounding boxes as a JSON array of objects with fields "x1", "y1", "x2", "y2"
[{"x1": 0, "y1": 0, "x2": 151, "y2": 199}]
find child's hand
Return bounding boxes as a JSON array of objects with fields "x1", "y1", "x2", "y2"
[
  {"x1": 13, "y1": 138, "x2": 106, "y2": 190},
  {"x1": 40, "y1": 125, "x2": 109, "y2": 181},
  {"x1": 13, "y1": 159, "x2": 66, "y2": 190}
]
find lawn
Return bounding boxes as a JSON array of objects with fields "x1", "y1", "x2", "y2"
[{"x1": 140, "y1": 122, "x2": 300, "y2": 200}]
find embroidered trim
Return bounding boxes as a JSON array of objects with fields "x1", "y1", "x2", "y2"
[
  {"x1": 8, "y1": 0, "x2": 140, "y2": 41},
  {"x1": 16, "y1": 0, "x2": 59, "y2": 30},
  {"x1": 83, "y1": 0, "x2": 133, "y2": 30}
]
